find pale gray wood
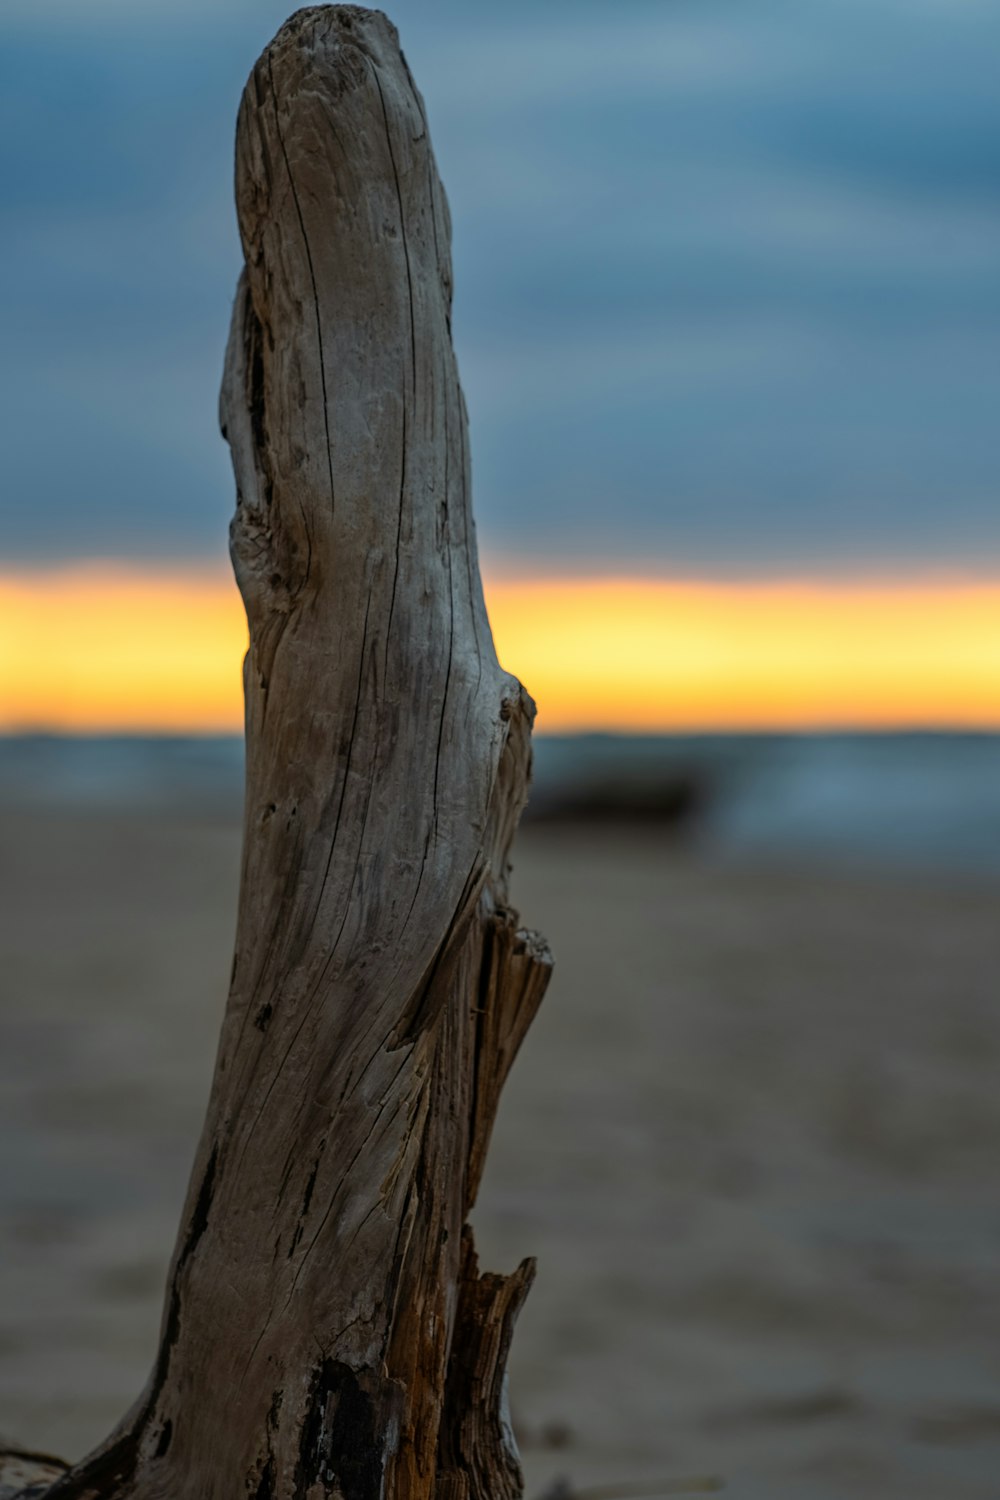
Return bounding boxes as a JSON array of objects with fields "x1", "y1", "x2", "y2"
[{"x1": 13, "y1": 8, "x2": 550, "y2": 1500}]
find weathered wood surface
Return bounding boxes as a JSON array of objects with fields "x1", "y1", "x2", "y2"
[{"x1": 11, "y1": 7, "x2": 550, "y2": 1499}]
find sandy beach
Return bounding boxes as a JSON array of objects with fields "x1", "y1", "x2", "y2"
[{"x1": 1, "y1": 808, "x2": 998, "y2": 1499}]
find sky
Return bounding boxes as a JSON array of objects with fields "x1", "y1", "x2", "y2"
[
  {"x1": 4, "y1": 566, "x2": 999, "y2": 733},
  {"x1": 1, "y1": 0, "x2": 999, "y2": 729}
]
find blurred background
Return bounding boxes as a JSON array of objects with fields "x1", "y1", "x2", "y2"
[{"x1": 2, "y1": 1, "x2": 999, "y2": 1497}]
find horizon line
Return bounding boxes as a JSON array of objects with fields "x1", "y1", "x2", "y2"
[{"x1": 3, "y1": 563, "x2": 999, "y2": 735}]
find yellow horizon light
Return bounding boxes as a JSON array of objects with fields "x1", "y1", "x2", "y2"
[{"x1": 1, "y1": 563, "x2": 998, "y2": 734}]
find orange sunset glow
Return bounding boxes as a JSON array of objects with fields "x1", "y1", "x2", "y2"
[{"x1": 1, "y1": 565, "x2": 998, "y2": 734}]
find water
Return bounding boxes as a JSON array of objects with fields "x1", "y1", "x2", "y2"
[{"x1": 1, "y1": 732, "x2": 998, "y2": 875}]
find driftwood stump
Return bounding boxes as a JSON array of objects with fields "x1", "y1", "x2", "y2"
[{"x1": 2, "y1": 7, "x2": 550, "y2": 1498}]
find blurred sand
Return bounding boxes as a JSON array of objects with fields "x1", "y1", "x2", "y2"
[{"x1": 1, "y1": 809, "x2": 999, "y2": 1499}]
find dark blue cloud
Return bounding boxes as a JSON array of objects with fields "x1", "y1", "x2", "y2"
[{"x1": 1, "y1": 0, "x2": 998, "y2": 572}]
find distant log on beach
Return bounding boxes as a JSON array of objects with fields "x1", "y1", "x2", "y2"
[
  {"x1": 523, "y1": 767, "x2": 710, "y2": 830},
  {"x1": 523, "y1": 739, "x2": 713, "y2": 831},
  {"x1": 2, "y1": 8, "x2": 550, "y2": 1499}
]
